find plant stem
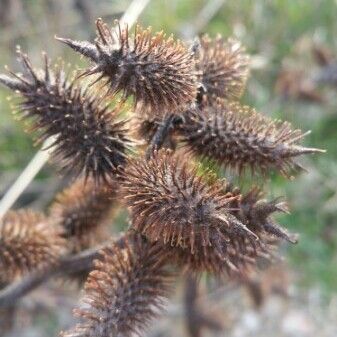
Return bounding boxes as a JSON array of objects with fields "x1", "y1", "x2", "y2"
[
  {"x1": 0, "y1": 245, "x2": 103, "y2": 307},
  {"x1": 146, "y1": 113, "x2": 177, "y2": 159}
]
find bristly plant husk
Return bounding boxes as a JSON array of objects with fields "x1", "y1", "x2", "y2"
[
  {"x1": 61, "y1": 233, "x2": 173, "y2": 337},
  {"x1": 120, "y1": 150, "x2": 280, "y2": 275},
  {"x1": 195, "y1": 34, "x2": 249, "y2": 103},
  {"x1": 0, "y1": 209, "x2": 65, "y2": 283},
  {"x1": 49, "y1": 177, "x2": 118, "y2": 254},
  {"x1": 228, "y1": 186, "x2": 298, "y2": 244},
  {"x1": 0, "y1": 50, "x2": 131, "y2": 182},
  {"x1": 57, "y1": 19, "x2": 198, "y2": 116},
  {"x1": 121, "y1": 150, "x2": 256, "y2": 252},
  {"x1": 168, "y1": 187, "x2": 293, "y2": 276},
  {"x1": 179, "y1": 100, "x2": 324, "y2": 177}
]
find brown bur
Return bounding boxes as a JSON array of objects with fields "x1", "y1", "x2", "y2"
[
  {"x1": 195, "y1": 34, "x2": 250, "y2": 102},
  {"x1": 57, "y1": 19, "x2": 198, "y2": 117},
  {"x1": 180, "y1": 100, "x2": 325, "y2": 177},
  {"x1": 61, "y1": 233, "x2": 173, "y2": 337},
  {"x1": 0, "y1": 209, "x2": 66, "y2": 283},
  {"x1": 0, "y1": 51, "x2": 131, "y2": 183}
]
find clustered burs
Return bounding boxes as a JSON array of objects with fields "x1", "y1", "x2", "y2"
[
  {"x1": 121, "y1": 150, "x2": 295, "y2": 275},
  {"x1": 0, "y1": 17, "x2": 325, "y2": 337},
  {"x1": 121, "y1": 150, "x2": 246, "y2": 252}
]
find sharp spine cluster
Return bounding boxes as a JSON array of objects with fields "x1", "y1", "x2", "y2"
[
  {"x1": 0, "y1": 210, "x2": 65, "y2": 283},
  {"x1": 57, "y1": 19, "x2": 198, "y2": 116},
  {"x1": 0, "y1": 51, "x2": 131, "y2": 182},
  {"x1": 122, "y1": 150, "x2": 242, "y2": 250},
  {"x1": 49, "y1": 177, "x2": 118, "y2": 254},
  {"x1": 179, "y1": 100, "x2": 324, "y2": 177},
  {"x1": 121, "y1": 150, "x2": 284, "y2": 275},
  {"x1": 230, "y1": 187, "x2": 298, "y2": 244},
  {"x1": 195, "y1": 35, "x2": 250, "y2": 102},
  {"x1": 61, "y1": 233, "x2": 172, "y2": 337}
]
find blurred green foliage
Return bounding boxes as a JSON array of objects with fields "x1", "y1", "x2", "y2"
[{"x1": 0, "y1": 0, "x2": 336, "y2": 292}]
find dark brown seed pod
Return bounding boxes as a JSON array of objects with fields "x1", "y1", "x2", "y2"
[
  {"x1": 196, "y1": 35, "x2": 249, "y2": 102},
  {"x1": 229, "y1": 186, "x2": 298, "y2": 244},
  {"x1": 0, "y1": 209, "x2": 65, "y2": 283},
  {"x1": 180, "y1": 101, "x2": 325, "y2": 177},
  {"x1": 171, "y1": 190, "x2": 279, "y2": 276},
  {"x1": 56, "y1": 19, "x2": 198, "y2": 115},
  {"x1": 0, "y1": 51, "x2": 131, "y2": 182},
  {"x1": 121, "y1": 150, "x2": 263, "y2": 267},
  {"x1": 174, "y1": 186, "x2": 296, "y2": 276},
  {"x1": 49, "y1": 178, "x2": 118, "y2": 254},
  {"x1": 61, "y1": 233, "x2": 173, "y2": 337}
]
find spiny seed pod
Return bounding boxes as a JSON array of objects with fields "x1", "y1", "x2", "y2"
[
  {"x1": 229, "y1": 187, "x2": 298, "y2": 244},
  {"x1": 56, "y1": 19, "x2": 198, "y2": 115},
  {"x1": 0, "y1": 209, "x2": 65, "y2": 283},
  {"x1": 172, "y1": 189, "x2": 284, "y2": 276},
  {"x1": 175, "y1": 186, "x2": 297, "y2": 276},
  {"x1": 121, "y1": 150, "x2": 261, "y2": 261},
  {"x1": 61, "y1": 233, "x2": 172, "y2": 337},
  {"x1": 0, "y1": 51, "x2": 131, "y2": 182},
  {"x1": 196, "y1": 35, "x2": 249, "y2": 102},
  {"x1": 180, "y1": 101, "x2": 325, "y2": 177},
  {"x1": 49, "y1": 178, "x2": 118, "y2": 254}
]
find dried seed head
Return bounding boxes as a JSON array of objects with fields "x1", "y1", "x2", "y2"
[
  {"x1": 57, "y1": 19, "x2": 198, "y2": 115},
  {"x1": 61, "y1": 233, "x2": 172, "y2": 337},
  {"x1": 49, "y1": 178, "x2": 118, "y2": 254},
  {"x1": 172, "y1": 187, "x2": 292, "y2": 276},
  {"x1": 230, "y1": 187, "x2": 298, "y2": 244},
  {"x1": 180, "y1": 101, "x2": 325, "y2": 177},
  {"x1": 196, "y1": 35, "x2": 249, "y2": 102},
  {"x1": 0, "y1": 51, "x2": 131, "y2": 182},
  {"x1": 121, "y1": 150, "x2": 263, "y2": 270},
  {"x1": 173, "y1": 186, "x2": 296, "y2": 276},
  {"x1": 0, "y1": 210, "x2": 65, "y2": 283}
]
